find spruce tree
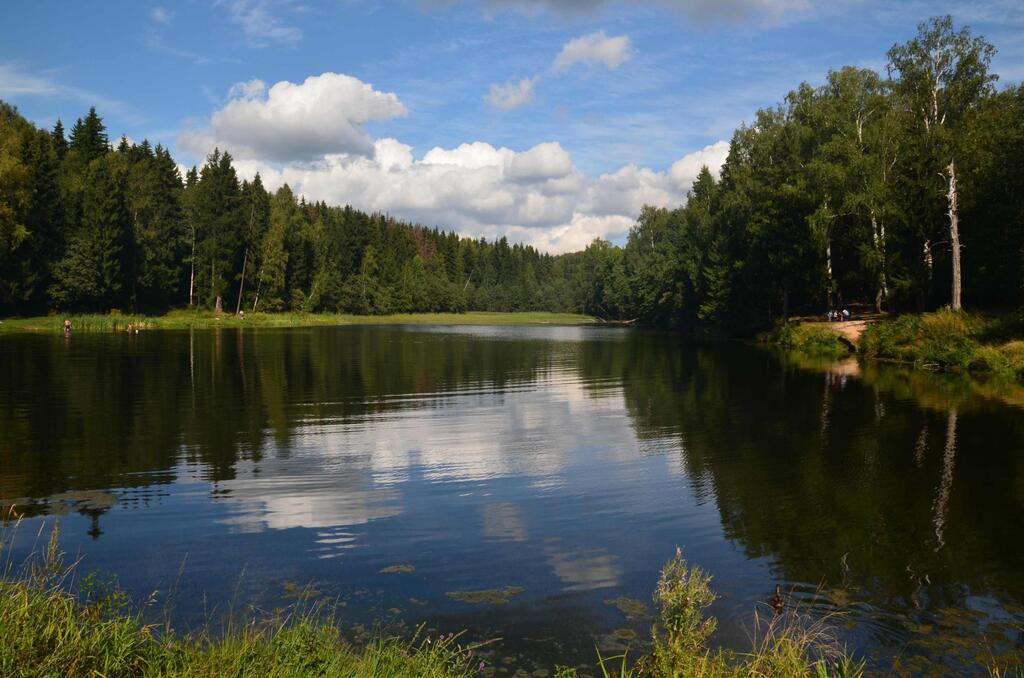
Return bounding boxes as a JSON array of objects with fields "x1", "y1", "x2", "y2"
[
  {"x1": 51, "y1": 156, "x2": 130, "y2": 310},
  {"x1": 51, "y1": 119, "x2": 67, "y2": 160}
]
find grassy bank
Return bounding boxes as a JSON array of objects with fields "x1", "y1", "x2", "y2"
[
  {"x1": 2, "y1": 524, "x2": 865, "y2": 678},
  {"x1": 0, "y1": 310, "x2": 597, "y2": 333},
  {"x1": 859, "y1": 309, "x2": 1024, "y2": 379},
  {"x1": 765, "y1": 323, "x2": 854, "y2": 360},
  {"x1": 767, "y1": 310, "x2": 1024, "y2": 382}
]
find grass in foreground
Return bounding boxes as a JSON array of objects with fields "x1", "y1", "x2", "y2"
[
  {"x1": 0, "y1": 524, "x2": 480, "y2": 678},
  {"x1": 3, "y1": 519, "x2": 866, "y2": 678},
  {"x1": 0, "y1": 309, "x2": 597, "y2": 333},
  {"x1": 859, "y1": 309, "x2": 1024, "y2": 379}
]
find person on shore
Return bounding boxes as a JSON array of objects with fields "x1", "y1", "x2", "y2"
[
  {"x1": 63, "y1": 319, "x2": 72, "y2": 334},
  {"x1": 842, "y1": 308, "x2": 851, "y2": 321}
]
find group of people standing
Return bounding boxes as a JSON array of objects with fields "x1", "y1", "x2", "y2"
[{"x1": 827, "y1": 309, "x2": 852, "y2": 322}]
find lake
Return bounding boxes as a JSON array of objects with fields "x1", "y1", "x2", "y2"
[{"x1": 2, "y1": 325, "x2": 1023, "y2": 674}]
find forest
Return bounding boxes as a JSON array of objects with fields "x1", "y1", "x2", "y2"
[{"x1": 1, "y1": 16, "x2": 1022, "y2": 331}]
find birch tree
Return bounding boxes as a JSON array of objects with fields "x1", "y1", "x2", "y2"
[{"x1": 887, "y1": 15, "x2": 996, "y2": 310}]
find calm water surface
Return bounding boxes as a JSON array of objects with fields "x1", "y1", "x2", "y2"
[{"x1": 2, "y1": 325, "x2": 1023, "y2": 674}]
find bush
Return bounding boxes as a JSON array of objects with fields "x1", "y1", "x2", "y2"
[
  {"x1": 772, "y1": 323, "x2": 852, "y2": 359},
  {"x1": 861, "y1": 310, "x2": 971, "y2": 367}
]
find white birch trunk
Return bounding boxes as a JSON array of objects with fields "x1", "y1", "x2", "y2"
[
  {"x1": 947, "y1": 160, "x2": 962, "y2": 310},
  {"x1": 188, "y1": 227, "x2": 195, "y2": 307},
  {"x1": 870, "y1": 212, "x2": 888, "y2": 312},
  {"x1": 235, "y1": 248, "x2": 248, "y2": 316}
]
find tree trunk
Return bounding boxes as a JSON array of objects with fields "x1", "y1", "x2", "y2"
[
  {"x1": 782, "y1": 286, "x2": 790, "y2": 322},
  {"x1": 825, "y1": 237, "x2": 834, "y2": 311},
  {"x1": 252, "y1": 267, "x2": 264, "y2": 313},
  {"x1": 215, "y1": 295, "x2": 223, "y2": 315},
  {"x1": 188, "y1": 229, "x2": 195, "y2": 306},
  {"x1": 871, "y1": 211, "x2": 888, "y2": 313},
  {"x1": 922, "y1": 238, "x2": 934, "y2": 310},
  {"x1": 947, "y1": 160, "x2": 962, "y2": 310},
  {"x1": 235, "y1": 248, "x2": 248, "y2": 315}
]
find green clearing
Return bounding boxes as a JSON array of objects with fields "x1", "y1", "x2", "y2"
[{"x1": 0, "y1": 310, "x2": 597, "y2": 334}]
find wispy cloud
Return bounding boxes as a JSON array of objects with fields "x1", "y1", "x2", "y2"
[
  {"x1": 552, "y1": 31, "x2": 632, "y2": 71},
  {"x1": 487, "y1": 76, "x2": 537, "y2": 109},
  {"x1": 0, "y1": 63, "x2": 132, "y2": 117},
  {"x1": 141, "y1": 34, "x2": 211, "y2": 65},
  {"x1": 441, "y1": 0, "x2": 825, "y2": 26},
  {"x1": 486, "y1": 30, "x2": 632, "y2": 112},
  {"x1": 219, "y1": 0, "x2": 303, "y2": 47},
  {"x1": 151, "y1": 6, "x2": 173, "y2": 24}
]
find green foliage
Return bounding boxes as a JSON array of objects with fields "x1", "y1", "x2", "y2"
[
  {"x1": 860, "y1": 309, "x2": 1024, "y2": 379},
  {"x1": 772, "y1": 324, "x2": 853, "y2": 359},
  {"x1": 553, "y1": 549, "x2": 864, "y2": 678},
  {"x1": 650, "y1": 547, "x2": 717, "y2": 664},
  {"x1": 0, "y1": 522, "x2": 483, "y2": 678}
]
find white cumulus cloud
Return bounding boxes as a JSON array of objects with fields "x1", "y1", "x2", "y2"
[
  {"x1": 179, "y1": 72, "x2": 407, "y2": 162},
  {"x1": 553, "y1": 31, "x2": 633, "y2": 72},
  {"x1": 668, "y1": 140, "x2": 730, "y2": 190},
  {"x1": 229, "y1": 138, "x2": 729, "y2": 254},
  {"x1": 181, "y1": 71, "x2": 729, "y2": 254}
]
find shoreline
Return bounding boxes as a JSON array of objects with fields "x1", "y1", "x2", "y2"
[
  {"x1": 769, "y1": 309, "x2": 1024, "y2": 384},
  {"x1": 0, "y1": 311, "x2": 598, "y2": 334}
]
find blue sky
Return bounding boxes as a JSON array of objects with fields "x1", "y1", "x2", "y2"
[{"x1": 2, "y1": 0, "x2": 1022, "y2": 251}]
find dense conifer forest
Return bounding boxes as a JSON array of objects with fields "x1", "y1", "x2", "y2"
[{"x1": 1, "y1": 16, "x2": 1021, "y2": 330}]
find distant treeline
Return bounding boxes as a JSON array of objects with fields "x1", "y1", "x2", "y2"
[
  {"x1": 0, "y1": 104, "x2": 585, "y2": 316},
  {"x1": 1, "y1": 16, "x2": 1022, "y2": 329}
]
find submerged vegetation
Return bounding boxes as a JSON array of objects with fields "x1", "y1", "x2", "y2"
[{"x1": 445, "y1": 587, "x2": 525, "y2": 605}]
